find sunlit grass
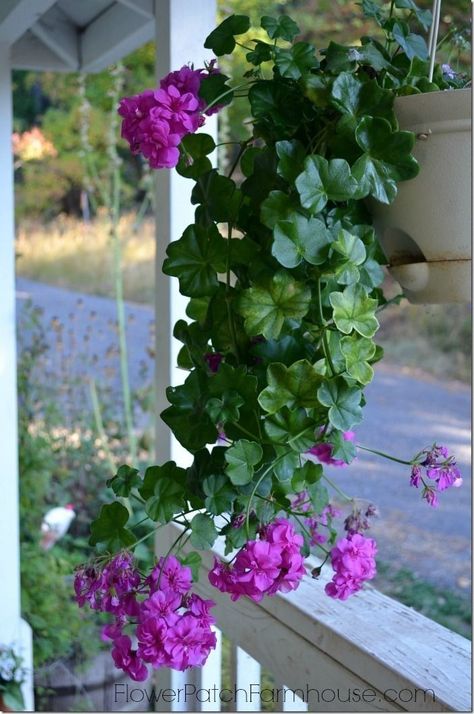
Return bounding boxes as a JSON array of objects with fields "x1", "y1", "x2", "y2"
[{"x1": 16, "y1": 211, "x2": 155, "y2": 304}]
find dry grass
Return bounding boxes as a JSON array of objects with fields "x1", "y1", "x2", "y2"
[{"x1": 16, "y1": 212, "x2": 155, "y2": 304}]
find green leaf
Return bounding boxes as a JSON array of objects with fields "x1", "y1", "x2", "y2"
[
  {"x1": 296, "y1": 156, "x2": 358, "y2": 214},
  {"x1": 264, "y1": 407, "x2": 316, "y2": 452},
  {"x1": 225, "y1": 439, "x2": 263, "y2": 486},
  {"x1": 238, "y1": 271, "x2": 311, "y2": 340},
  {"x1": 292, "y1": 461, "x2": 323, "y2": 492},
  {"x1": 191, "y1": 170, "x2": 241, "y2": 223},
  {"x1": 395, "y1": 0, "x2": 432, "y2": 30},
  {"x1": 306, "y1": 481, "x2": 329, "y2": 514},
  {"x1": 205, "y1": 391, "x2": 245, "y2": 425},
  {"x1": 176, "y1": 133, "x2": 216, "y2": 179},
  {"x1": 163, "y1": 224, "x2": 227, "y2": 297},
  {"x1": 179, "y1": 552, "x2": 202, "y2": 581},
  {"x1": 261, "y1": 190, "x2": 295, "y2": 229},
  {"x1": 318, "y1": 379, "x2": 363, "y2": 431},
  {"x1": 361, "y1": 0, "x2": 385, "y2": 24},
  {"x1": 331, "y1": 229, "x2": 367, "y2": 284},
  {"x1": 161, "y1": 370, "x2": 217, "y2": 452},
  {"x1": 329, "y1": 284, "x2": 379, "y2": 338},
  {"x1": 246, "y1": 40, "x2": 273, "y2": 65},
  {"x1": 203, "y1": 474, "x2": 236, "y2": 515},
  {"x1": 3, "y1": 684, "x2": 25, "y2": 711},
  {"x1": 258, "y1": 360, "x2": 322, "y2": 414},
  {"x1": 273, "y1": 214, "x2": 332, "y2": 268},
  {"x1": 140, "y1": 462, "x2": 187, "y2": 523},
  {"x1": 276, "y1": 140, "x2": 306, "y2": 183},
  {"x1": 190, "y1": 513, "x2": 218, "y2": 549},
  {"x1": 331, "y1": 73, "x2": 396, "y2": 131},
  {"x1": 352, "y1": 116, "x2": 419, "y2": 204},
  {"x1": 261, "y1": 15, "x2": 300, "y2": 41},
  {"x1": 328, "y1": 430, "x2": 357, "y2": 463},
  {"x1": 89, "y1": 502, "x2": 135, "y2": 549},
  {"x1": 199, "y1": 73, "x2": 234, "y2": 110},
  {"x1": 275, "y1": 42, "x2": 318, "y2": 80},
  {"x1": 274, "y1": 446, "x2": 300, "y2": 482},
  {"x1": 106, "y1": 464, "x2": 141, "y2": 497},
  {"x1": 252, "y1": 334, "x2": 308, "y2": 366},
  {"x1": 340, "y1": 335, "x2": 376, "y2": 385},
  {"x1": 204, "y1": 14, "x2": 250, "y2": 55},
  {"x1": 392, "y1": 21, "x2": 428, "y2": 60}
]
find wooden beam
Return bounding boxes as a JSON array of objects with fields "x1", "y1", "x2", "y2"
[
  {"x1": 10, "y1": 30, "x2": 72, "y2": 72},
  {"x1": 30, "y1": 5, "x2": 79, "y2": 69},
  {"x1": 80, "y1": 4, "x2": 154, "y2": 73},
  {"x1": 0, "y1": 0, "x2": 57, "y2": 44},
  {"x1": 115, "y1": 0, "x2": 154, "y2": 20}
]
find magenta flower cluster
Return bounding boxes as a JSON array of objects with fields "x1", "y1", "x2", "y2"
[
  {"x1": 306, "y1": 431, "x2": 355, "y2": 467},
  {"x1": 74, "y1": 553, "x2": 216, "y2": 680},
  {"x1": 410, "y1": 444, "x2": 463, "y2": 508},
  {"x1": 292, "y1": 492, "x2": 341, "y2": 546},
  {"x1": 118, "y1": 64, "x2": 219, "y2": 169},
  {"x1": 209, "y1": 518, "x2": 306, "y2": 602},
  {"x1": 325, "y1": 533, "x2": 377, "y2": 601}
]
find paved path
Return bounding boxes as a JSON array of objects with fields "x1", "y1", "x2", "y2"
[{"x1": 16, "y1": 277, "x2": 471, "y2": 595}]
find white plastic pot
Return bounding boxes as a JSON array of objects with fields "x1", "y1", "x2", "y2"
[{"x1": 371, "y1": 88, "x2": 471, "y2": 304}]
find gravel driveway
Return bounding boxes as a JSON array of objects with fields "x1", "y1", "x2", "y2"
[{"x1": 16, "y1": 277, "x2": 471, "y2": 595}]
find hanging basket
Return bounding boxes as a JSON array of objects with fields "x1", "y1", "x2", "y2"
[{"x1": 371, "y1": 88, "x2": 471, "y2": 304}]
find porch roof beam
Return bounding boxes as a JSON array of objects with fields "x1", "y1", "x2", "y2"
[
  {"x1": 0, "y1": 0, "x2": 57, "y2": 44},
  {"x1": 29, "y1": 5, "x2": 79, "y2": 70}
]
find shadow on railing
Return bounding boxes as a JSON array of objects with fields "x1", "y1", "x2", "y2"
[{"x1": 151, "y1": 524, "x2": 471, "y2": 713}]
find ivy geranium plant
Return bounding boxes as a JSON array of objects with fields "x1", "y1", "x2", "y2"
[{"x1": 75, "y1": 1, "x2": 466, "y2": 681}]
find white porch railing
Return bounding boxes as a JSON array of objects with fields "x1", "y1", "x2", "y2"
[{"x1": 151, "y1": 524, "x2": 471, "y2": 713}]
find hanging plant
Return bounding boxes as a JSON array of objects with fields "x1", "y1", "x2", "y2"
[{"x1": 75, "y1": 0, "x2": 469, "y2": 681}]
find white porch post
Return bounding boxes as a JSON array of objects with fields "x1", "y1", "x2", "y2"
[
  {"x1": 0, "y1": 43, "x2": 34, "y2": 710},
  {"x1": 153, "y1": 1, "x2": 217, "y2": 708},
  {"x1": 154, "y1": 0, "x2": 217, "y2": 466}
]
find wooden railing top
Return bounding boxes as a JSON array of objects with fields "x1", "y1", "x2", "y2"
[{"x1": 166, "y1": 524, "x2": 471, "y2": 713}]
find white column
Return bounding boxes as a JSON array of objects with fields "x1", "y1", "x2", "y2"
[
  {"x1": 154, "y1": 0, "x2": 217, "y2": 467},
  {"x1": 0, "y1": 43, "x2": 34, "y2": 710},
  {"x1": 153, "y1": 3, "x2": 217, "y2": 708}
]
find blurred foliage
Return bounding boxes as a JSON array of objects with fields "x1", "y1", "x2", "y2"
[{"x1": 12, "y1": 0, "x2": 470, "y2": 219}]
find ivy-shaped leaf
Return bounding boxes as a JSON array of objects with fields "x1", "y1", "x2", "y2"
[
  {"x1": 179, "y1": 552, "x2": 202, "y2": 582},
  {"x1": 264, "y1": 407, "x2": 316, "y2": 452},
  {"x1": 199, "y1": 74, "x2": 234, "y2": 111},
  {"x1": 261, "y1": 15, "x2": 300, "y2": 41},
  {"x1": 106, "y1": 464, "x2": 141, "y2": 497},
  {"x1": 395, "y1": 0, "x2": 432, "y2": 30},
  {"x1": 292, "y1": 461, "x2": 323, "y2": 492},
  {"x1": 328, "y1": 430, "x2": 357, "y2": 464},
  {"x1": 273, "y1": 446, "x2": 300, "y2": 482},
  {"x1": 331, "y1": 73, "x2": 396, "y2": 131},
  {"x1": 225, "y1": 439, "x2": 263, "y2": 485},
  {"x1": 246, "y1": 40, "x2": 273, "y2": 65},
  {"x1": 261, "y1": 190, "x2": 296, "y2": 229},
  {"x1": 352, "y1": 116, "x2": 419, "y2": 204},
  {"x1": 258, "y1": 360, "x2": 322, "y2": 414},
  {"x1": 176, "y1": 133, "x2": 216, "y2": 180},
  {"x1": 204, "y1": 15, "x2": 250, "y2": 55},
  {"x1": 205, "y1": 390, "x2": 245, "y2": 425},
  {"x1": 163, "y1": 224, "x2": 227, "y2": 297},
  {"x1": 190, "y1": 513, "x2": 219, "y2": 549},
  {"x1": 329, "y1": 284, "x2": 379, "y2": 338},
  {"x1": 340, "y1": 335, "x2": 376, "y2": 385},
  {"x1": 296, "y1": 156, "x2": 358, "y2": 214},
  {"x1": 331, "y1": 229, "x2": 367, "y2": 284},
  {"x1": 273, "y1": 214, "x2": 332, "y2": 268},
  {"x1": 317, "y1": 379, "x2": 363, "y2": 431},
  {"x1": 238, "y1": 271, "x2": 311, "y2": 340},
  {"x1": 139, "y1": 462, "x2": 187, "y2": 523},
  {"x1": 275, "y1": 42, "x2": 318, "y2": 80},
  {"x1": 203, "y1": 474, "x2": 236, "y2": 515},
  {"x1": 191, "y1": 170, "x2": 241, "y2": 223},
  {"x1": 161, "y1": 370, "x2": 217, "y2": 452},
  {"x1": 89, "y1": 502, "x2": 135, "y2": 549},
  {"x1": 276, "y1": 140, "x2": 306, "y2": 183},
  {"x1": 392, "y1": 21, "x2": 428, "y2": 60}
]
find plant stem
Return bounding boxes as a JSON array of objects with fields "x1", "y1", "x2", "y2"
[
  {"x1": 317, "y1": 278, "x2": 337, "y2": 376},
  {"x1": 356, "y1": 443, "x2": 413, "y2": 466},
  {"x1": 88, "y1": 378, "x2": 116, "y2": 475},
  {"x1": 202, "y1": 81, "x2": 253, "y2": 115},
  {"x1": 322, "y1": 473, "x2": 353, "y2": 502},
  {"x1": 245, "y1": 452, "x2": 291, "y2": 537}
]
